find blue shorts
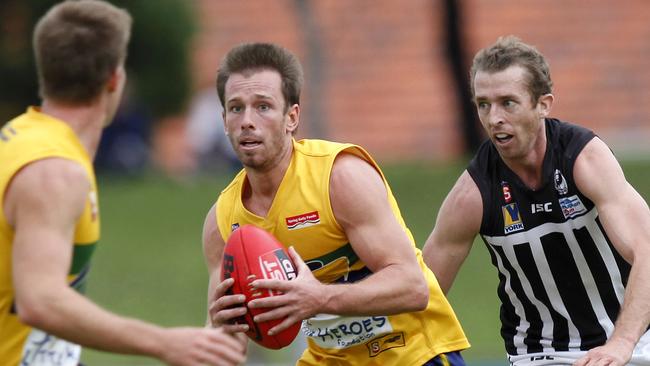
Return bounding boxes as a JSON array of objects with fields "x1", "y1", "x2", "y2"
[{"x1": 423, "y1": 351, "x2": 466, "y2": 366}]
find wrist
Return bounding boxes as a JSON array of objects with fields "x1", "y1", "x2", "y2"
[
  {"x1": 608, "y1": 333, "x2": 637, "y2": 350},
  {"x1": 140, "y1": 324, "x2": 168, "y2": 360},
  {"x1": 319, "y1": 283, "x2": 338, "y2": 314}
]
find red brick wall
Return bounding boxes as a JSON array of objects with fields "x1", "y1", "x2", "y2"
[
  {"x1": 464, "y1": 0, "x2": 650, "y2": 158},
  {"x1": 188, "y1": 0, "x2": 650, "y2": 162}
]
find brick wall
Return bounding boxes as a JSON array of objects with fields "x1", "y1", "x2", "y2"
[
  {"x1": 187, "y1": 0, "x2": 650, "y2": 162},
  {"x1": 464, "y1": 0, "x2": 650, "y2": 158}
]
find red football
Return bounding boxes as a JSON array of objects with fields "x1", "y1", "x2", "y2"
[{"x1": 221, "y1": 224, "x2": 300, "y2": 349}]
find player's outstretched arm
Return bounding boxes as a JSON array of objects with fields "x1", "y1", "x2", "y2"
[
  {"x1": 422, "y1": 171, "x2": 482, "y2": 294},
  {"x1": 248, "y1": 152, "x2": 431, "y2": 334},
  {"x1": 8, "y1": 159, "x2": 245, "y2": 366},
  {"x1": 573, "y1": 138, "x2": 650, "y2": 366}
]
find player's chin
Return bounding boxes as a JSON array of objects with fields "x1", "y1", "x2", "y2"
[{"x1": 237, "y1": 151, "x2": 264, "y2": 168}]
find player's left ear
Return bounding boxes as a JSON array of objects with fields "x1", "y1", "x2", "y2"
[
  {"x1": 536, "y1": 93, "x2": 554, "y2": 118},
  {"x1": 285, "y1": 104, "x2": 300, "y2": 134}
]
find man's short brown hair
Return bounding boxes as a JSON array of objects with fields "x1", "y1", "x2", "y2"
[
  {"x1": 470, "y1": 35, "x2": 553, "y2": 104},
  {"x1": 216, "y1": 43, "x2": 304, "y2": 113},
  {"x1": 34, "y1": 0, "x2": 132, "y2": 104}
]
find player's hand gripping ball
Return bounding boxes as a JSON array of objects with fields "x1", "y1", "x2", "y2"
[{"x1": 221, "y1": 224, "x2": 301, "y2": 349}]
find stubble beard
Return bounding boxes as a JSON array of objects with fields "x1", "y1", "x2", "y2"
[{"x1": 235, "y1": 135, "x2": 292, "y2": 173}]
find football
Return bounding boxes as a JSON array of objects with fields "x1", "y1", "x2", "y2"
[{"x1": 221, "y1": 224, "x2": 301, "y2": 349}]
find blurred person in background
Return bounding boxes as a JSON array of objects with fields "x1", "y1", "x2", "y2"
[
  {"x1": 423, "y1": 35, "x2": 650, "y2": 366},
  {"x1": 203, "y1": 42, "x2": 469, "y2": 365},
  {"x1": 94, "y1": 84, "x2": 151, "y2": 175},
  {"x1": 186, "y1": 88, "x2": 240, "y2": 174},
  {"x1": 0, "y1": 1, "x2": 245, "y2": 365}
]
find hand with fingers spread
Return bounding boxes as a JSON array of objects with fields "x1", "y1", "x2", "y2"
[
  {"x1": 572, "y1": 337, "x2": 634, "y2": 366},
  {"x1": 247, "y1": 247, "x2": 325, "y2": 336},
  {"x1": 159, "y1": 326, "x2": 246, "y2": 366},
  {"x1": 208, "y1": 277, "x2": 250, "y2": 334}
]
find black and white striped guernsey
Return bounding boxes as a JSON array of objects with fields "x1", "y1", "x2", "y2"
[{"x1": 467, "y1": 118, "x2": 631, "y2": 355}]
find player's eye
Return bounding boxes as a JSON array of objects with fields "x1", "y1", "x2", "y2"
[
  {"x1": 477, "y1": 102, "x2": 490, "y2": 111},
  {"x1": 229, "y1": 105, "x2": 243, "y2": 113}
]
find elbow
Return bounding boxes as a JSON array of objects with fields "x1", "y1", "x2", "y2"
[
  {"x1": 14, "y1": 287, "x2": 60, "y2": 329},
  {"x1": 407, "y1": 274, "x2": 429, "y2": 312},
  {"x1": 15, "y1": 297, "x2": 49, "y2": 328},
  {"x1": 414, "y1": 280, "x2": 429, "y2": 311}
]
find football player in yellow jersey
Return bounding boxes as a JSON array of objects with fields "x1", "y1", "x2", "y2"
[
  {"x1": 204, "y1": 43, "x2": 469, "y2": 365},
  {"x1": 0, "y1": 1, "x2": 244, "y2": 365}
]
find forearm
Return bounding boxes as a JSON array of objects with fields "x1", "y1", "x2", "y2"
[
  {"x1": 422, "y1": 244, "x2": 466, "y2": 294},
  {"x1": 19, "y1": 286, "x2": 166, "y2": 358},
  {"x1": 206, "y1": 273, "x2": 218, "y2": 327},
  {"x1": 421, "y1": 172, "x2": 480, "y2": 294},
  {"x1": 320, "y1": 263, "x2": 428, "y2": 316},
  {"x1": 609, "y1": 258, "x2": 650, "y2": 346}
]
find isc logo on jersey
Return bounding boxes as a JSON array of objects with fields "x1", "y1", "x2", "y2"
[
  {"x1": 502, "y1": 203, "x2": 525, "y2": 234},
  {"x1": 259, "y1": 249, "x2": 297, "y2": 296}
]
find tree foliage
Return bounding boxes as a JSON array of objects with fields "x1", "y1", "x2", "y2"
[{"x1": 0, "y1": 0, "x2": 196, "y2": 122}]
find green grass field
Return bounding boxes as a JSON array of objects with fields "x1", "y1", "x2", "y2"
[{"x1": 81, "y1": 159, "x2": 650, "y2": 365}]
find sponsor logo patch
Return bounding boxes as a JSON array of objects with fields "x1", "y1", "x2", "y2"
[
  {"x1": 559, "y1": 195, "x2": 587, "y2": 219},
  {"x1": 531, "y1": 202, "x2": 553, "y2": 214},
  {"x1": 366, "y1": 332, "x2": 406, "y2": 357},
  {"x1": 21, "y1": 329, "x2": 81, "y2": 366},
  {"x1": 503, "y1": 203, "x2": 525, "y2": 234},
  {"x1": 286, "y1": 211, "x2": 320, "y2": 230},
  {"x1": 302, "y1": 314, "x2": 393, "y2": 350}
]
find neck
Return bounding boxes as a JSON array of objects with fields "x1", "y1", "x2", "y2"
[
  {"x1": 40, "y1": 98, "x2": 108, "y2": 159},
  {"x1": 506, "y1": 158, "x2": 544, "y2": 190},
  {"x1": 503, "y1": 122, "x2": 548, "y2": 190},
  {"x1": 242, "y1": 141, "x2": 294, "y2": 217}
]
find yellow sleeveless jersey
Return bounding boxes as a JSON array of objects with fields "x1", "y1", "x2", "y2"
[
  {"x1": 216, "y1": 139, "x2": 469, "y2": 365},
  {"x1": 0, "y1": 107, "x2": 100, "y2": 366}
]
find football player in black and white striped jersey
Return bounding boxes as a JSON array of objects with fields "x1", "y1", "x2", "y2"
[{"x1": 423, "y1": 36, "x2": 650, "y2": 366}]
